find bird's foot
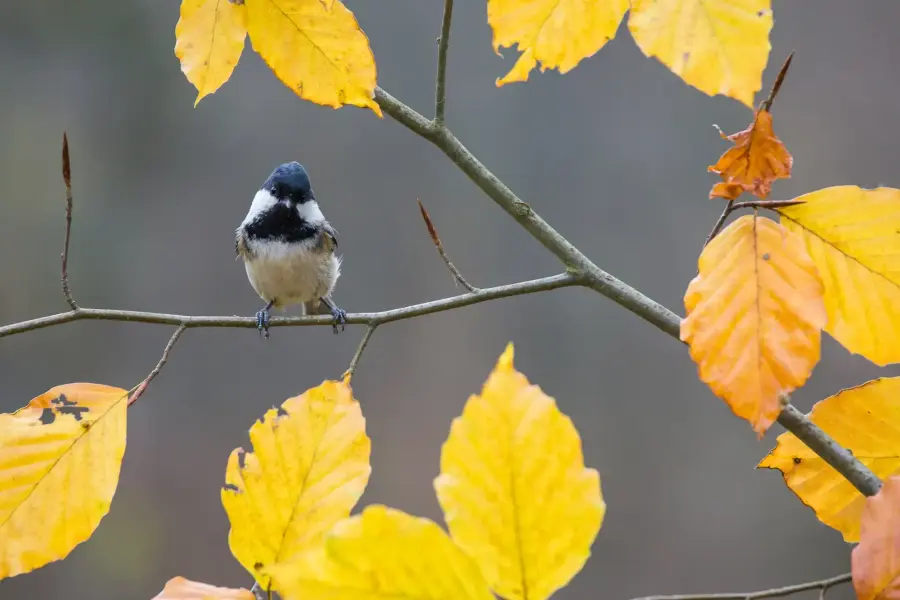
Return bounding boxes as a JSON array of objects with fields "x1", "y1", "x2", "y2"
[
  {"x1": 256, "y1": 307, "x2": 272, "y2": 339},
  {"x1": 329, "y1": 306, "x2": 347, "y2": 335}
]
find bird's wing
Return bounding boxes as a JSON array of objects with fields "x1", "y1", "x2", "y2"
[
  {"x1": 235, "y1": 228, "x2": 251, "y2": 259},
  {"x1": 319, "y1": 223, "x2": 338, "y2": 252}
]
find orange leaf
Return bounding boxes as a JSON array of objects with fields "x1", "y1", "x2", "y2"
[
  {"x1": 852, "y1": 476, "x2": 900, "y2": 600},
  {"x1": 680, "y1": 215, "x2": 826, "y2": 435},
  {"x1": 152, "y1": 576, "x2": 254, "y2": 600},
  {"x1": 708, "y1": 109, "x2": 792, "y2": 200}
]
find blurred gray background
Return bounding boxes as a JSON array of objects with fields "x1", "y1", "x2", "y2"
[{"x1": 2, "y1": 1, "x2": 898, "y2": 598}]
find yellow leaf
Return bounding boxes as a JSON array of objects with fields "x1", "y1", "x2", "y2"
[
  {"x1": 245, "y1": 0, "x2": 381, "y2": 115},
  {"x1": 221, "y1": 378, "x2": 370, "y2": 589},
  {"x1": 175, "y1": 0, "x2": 247, "y2": 106},
  {"x1": 152, "y1": 576, "x2": 255, "y2": 600},
  {"x1": 628, "y1": 0, "x2": 773, "y2": 107},
  {"x1": 680, "y1": 215, "x2": 826, "y2": 436},
  {"x1": 0, "y1": 383, "x2": 128, "y2": 579},
  {"x1": 434, "y1": 343, "x2": 604, "y2": 600},
  {"x1": 487, "y1": 0, "x2": 628, "y2": 85},
  {"x1": 852, "y1": 476, "x2": 900, "y2": 600},
  {"x1": 707, "y1": 109, "x2": 792, "y2": 200},
  {"x1": 268, "y1": 505, "x2": 494, "y2": 600},
  {"x1": 777, "y1": 186, "x2": 900, "y2": 366},
  {"x1": 759, "y1": 377, "x2": 900, "y2": 542}
]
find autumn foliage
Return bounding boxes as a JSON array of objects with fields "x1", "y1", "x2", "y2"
[{"x1": 3, "y1": 0, "x2": 900, "y2": 599}]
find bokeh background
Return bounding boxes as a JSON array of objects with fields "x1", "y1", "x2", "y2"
[{"x1": 2, "y1": 1, "x2": 899, "y2": 598}]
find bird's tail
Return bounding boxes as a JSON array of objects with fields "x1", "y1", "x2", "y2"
[{"x1": 303, "y1": 299, "x2": 331, "y2": 316}]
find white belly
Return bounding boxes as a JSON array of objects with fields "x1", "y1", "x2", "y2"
[{"x1": 243, "y1": 241, "x2": 341, "y2": 309}]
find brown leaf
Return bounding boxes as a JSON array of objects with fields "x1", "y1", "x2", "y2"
[
  {"x1": 708, "y1": 109, "x2": 792, "y2": 200},
  {"x1": 852, "y1": 476, "x2": 900, "y2": 600}
]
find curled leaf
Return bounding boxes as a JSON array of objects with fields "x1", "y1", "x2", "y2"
[{"x1": 708, "y1": 109, "x2": 792, "y2": 200}]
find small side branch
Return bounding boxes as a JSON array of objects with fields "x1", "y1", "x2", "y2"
[
  {"x1": 704, "y1": 200, "x2": 735, "y2": 247},
  {"x1": 61, "y1": 133, "x2": 78, "y2": 310},
  {"x1": 345, "y1": 324, "x2": 378, "y2": 378},
  {"x1": 128, "y1": 325, "x2": 187, "y2": 407},
  {"x1": 433, "y1": 0, "x2": 454, "y2": 125},
  {"x1": 418, "y1": 199, "x2": 477, "y2": 292},
  {"x1": 630, "y1": 572, "x2": 850, "y2": 600}
]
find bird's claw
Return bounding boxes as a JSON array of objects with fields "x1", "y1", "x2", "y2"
[
  {"x1": 330, "y1": 306, "x2": 347, "y2": 335},
  {"x1": 256, "y1": 307, "x2": 271, "y2": 339}
]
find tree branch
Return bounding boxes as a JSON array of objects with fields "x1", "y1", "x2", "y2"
[
  {"x1": 777, "y1": 405, "x2": 881, "y2": 495},
  {"x1": 630, "y1": 572, "x2": 851, "y2": 600},
  {"x1": 369, "y1": 12, "x2": 882, "y2": 498},
  {"x1": 0, "y1": 273, "x2": 583, "y2": 338},
  {"x1": 433, "y1": 0, "x2": 453, "y2": 125},
  {"x1": 375, "y1": 87, "x2": 682, "y2": 338}
]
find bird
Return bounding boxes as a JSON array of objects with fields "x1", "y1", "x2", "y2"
[{"x1": 235, "y1": 161, "x2": 346, "y2": 338}]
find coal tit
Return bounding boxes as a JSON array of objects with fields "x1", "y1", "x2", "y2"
[{"x1": 235, "y1": 162, "x2": 346, "y2": 338}]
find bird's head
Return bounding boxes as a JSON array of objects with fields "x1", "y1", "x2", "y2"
[{"x1": 262, "y1": 161, "x2": 314, "y2": 204}]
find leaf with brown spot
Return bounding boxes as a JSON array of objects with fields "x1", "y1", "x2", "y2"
[{"x1": 681, "y1": 215, "x2": 826, "y2": 435}]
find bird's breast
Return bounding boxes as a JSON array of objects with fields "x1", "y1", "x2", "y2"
[{"x1": 242, "y1": 239, "x2": 341, "y2": 307}]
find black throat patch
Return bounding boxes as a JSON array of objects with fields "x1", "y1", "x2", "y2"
[{"x1": 243, "y1": 202, "x2": 319, "y2": 244}]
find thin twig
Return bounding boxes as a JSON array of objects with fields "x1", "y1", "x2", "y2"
[
  {"x1": 433, "y1": 0, "x2": 454, "y2": 125},
  {"x1": 731, "y1": 199, "x2": 805, "y2": 211},
  {"x1": 418, "y1": 199, "x2": 477, "y2": 292},
  {"x1": 345, "y1": 324, "x2": 378, "y2": 378},
  {"x1": 761, "y1": 51, "x2": 794, "y2": 113},
  {"x1": 0, "y1": 273, "x2": 583, "y2": 339},
  {"x1": 370, "y1": 85, "x2": 883, "y2": 496},
  {"x1": 630, "y1": 572, "x2": 851, "y2": 600},
  {"x1": 704, "y1": 200, "x2": 735, "y2": 247},
  {"x1": 127, "y1": 325, "x2": 187, "y2": 407},
  {"x1": 61, "y1": 133, "x2": 78, "y2": 310}
]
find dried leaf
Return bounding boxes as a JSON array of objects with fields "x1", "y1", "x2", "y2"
[{"x1": 708, "y1": 109, "x2": 792, "y2": 200}]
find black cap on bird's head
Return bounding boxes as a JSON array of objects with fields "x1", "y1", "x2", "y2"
[{"x1": 263, "y1": 161, "x2": 315, "y2": 204}]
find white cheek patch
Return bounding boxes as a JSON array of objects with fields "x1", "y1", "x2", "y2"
[
  {"x1": 242, "y1": 189, "x2": 279, "y2": 226},
  {"x1": 297, "y1": 200, "x2": 325, "y2": 224}
]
